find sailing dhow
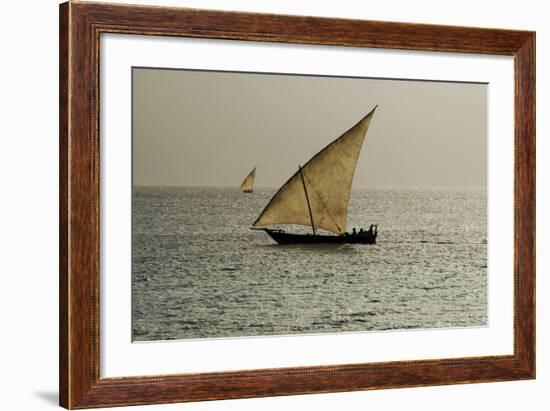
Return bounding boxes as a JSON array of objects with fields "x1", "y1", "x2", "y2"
[
  {"x1": 252, "y1": 106, "x2": 378, "y2": 245},
  {"x1": 240, "y1": 166, "x2": 256, "y2": 193}
]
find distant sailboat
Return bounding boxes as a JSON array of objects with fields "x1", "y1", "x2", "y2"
[
  {"x1": 252, "y1": 106, "x2": 378, "y2": 244},
  {"x1": 240, "y1": 166, "x2": 256, "y2": 193}
]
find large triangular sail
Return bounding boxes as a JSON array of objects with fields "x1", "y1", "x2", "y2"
[
  {"x1": 240, "y1": 166, "x2": 256, "y2": 192},
  {"x1": 253, "y1": 107, "x2": 377, "y2": 235}
]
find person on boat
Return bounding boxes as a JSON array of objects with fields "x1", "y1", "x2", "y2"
[
  {"x1": 352, "y1": 228, "x2": 357, "y2": 236},
  {"x1": 371, "y1": 224, "x2": 378, "y2": 240},
  {"x1": 359, "y1": 228, "x2": 364, "y2": 236}
]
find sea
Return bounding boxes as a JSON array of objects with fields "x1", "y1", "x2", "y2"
[{"x1": 132, "y1": 187, "x2": 487, "y2": 341}]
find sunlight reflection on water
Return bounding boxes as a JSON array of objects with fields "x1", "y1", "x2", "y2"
[{"x1": 132, "y1": 187, "x2": 487, "y2": 341}]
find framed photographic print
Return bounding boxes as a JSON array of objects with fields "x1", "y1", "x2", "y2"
[{"x1": 59, "y1": 1, "x2": 535, "y2": 409}]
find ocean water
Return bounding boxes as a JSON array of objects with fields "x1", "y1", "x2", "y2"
[{"x1": 132, "y1": 187, "x2": 487, "y2": 341}]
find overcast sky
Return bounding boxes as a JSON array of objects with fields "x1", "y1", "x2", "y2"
[{"x1": 133, "y1": 68, "x2": 486, "y2": 188}]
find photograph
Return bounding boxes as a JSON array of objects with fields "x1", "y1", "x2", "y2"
[{"x1": 131, "y1": 67, "x2": 488, "y2": 341}]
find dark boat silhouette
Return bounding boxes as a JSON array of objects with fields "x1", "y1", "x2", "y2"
[
  {"x1": 255, "y1": 227, "x2": 377, "y2": 244},
  {"x1": 252, "y1": 106, "x2": 379, "y2": 245}
]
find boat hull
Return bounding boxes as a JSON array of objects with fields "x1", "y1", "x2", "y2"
[{"x1": 259, "y1": 228, "x2": 376, "y2": 245}]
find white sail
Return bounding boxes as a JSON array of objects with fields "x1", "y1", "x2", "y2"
[
  {"x1": 253, "y1": 107, "x2": 376, "y2": 234},
  {"x1": 240, "y1": 167, "x2": 256, "y2": 192}
]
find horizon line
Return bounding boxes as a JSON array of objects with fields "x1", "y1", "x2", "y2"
[{"x1": 133, "y1": 184, "x2": 487, "y2": 189}]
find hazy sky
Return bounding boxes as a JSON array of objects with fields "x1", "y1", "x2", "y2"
[{"x1": 133, "y1": 68, "x2": 486, "y2": 188}]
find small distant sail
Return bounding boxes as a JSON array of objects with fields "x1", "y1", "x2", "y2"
[
  {"x1": 240, "y1": 166, "x2": 256, "y2": 193},
  {"x1": 253, "y1": 107, "x2": 377, "y2": 235}
]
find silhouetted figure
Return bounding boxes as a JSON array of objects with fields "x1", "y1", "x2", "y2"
[
  {"x1": 352, "y1": 228, "x2": 357, "y2": 236},
  {"x1": 359, "y1": 228, "x2": 364, "y2": 235}
]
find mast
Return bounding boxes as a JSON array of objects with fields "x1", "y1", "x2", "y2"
[{"x1": 299, "y1": 166, "x2": 316, "y2": 235}]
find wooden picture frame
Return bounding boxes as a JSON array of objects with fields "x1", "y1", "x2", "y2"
[{"x1": 59, "y1": 1, "x2": 535, "y2": 408}]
